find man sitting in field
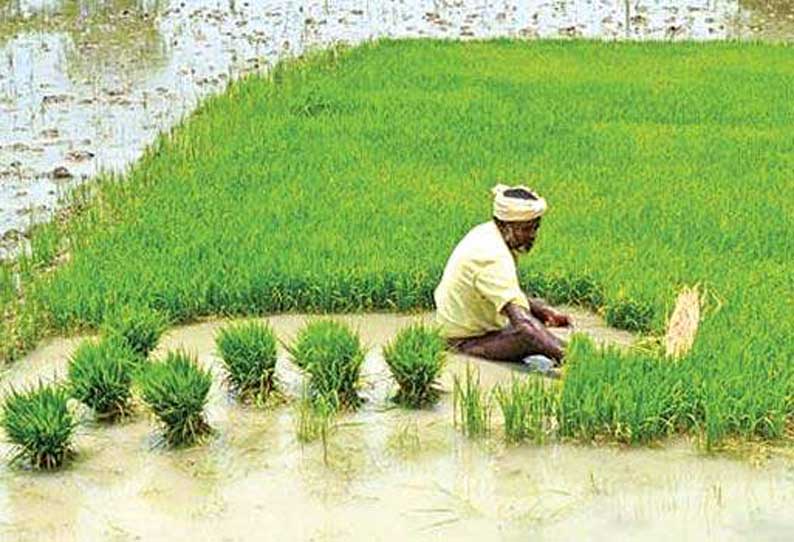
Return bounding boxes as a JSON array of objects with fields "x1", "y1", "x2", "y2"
[{"x1": 434, "y1": 184, "x2": 571, "y2": 367}]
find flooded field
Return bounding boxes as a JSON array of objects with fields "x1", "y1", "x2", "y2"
[
  {"x1": 1, "y1": 0, "x2": 793, "y2": 254},
  {"x1": 1, "y1": 310, "x2": 792, "y2": 541}
]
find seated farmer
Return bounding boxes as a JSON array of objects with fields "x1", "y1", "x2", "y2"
[{"x1": 434, "y1": 184, "x2": 571, "y2": 366}]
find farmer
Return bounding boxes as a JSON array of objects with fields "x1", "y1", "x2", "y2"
[{"x1": 434, "y1": 184, "x2": 571, "y2": 366}]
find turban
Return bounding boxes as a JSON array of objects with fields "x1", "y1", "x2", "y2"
[{"x1": 491, "y1": 184, "x2": 547, "y2": 222}]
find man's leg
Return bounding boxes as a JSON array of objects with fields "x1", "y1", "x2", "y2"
[{"x1": 449, "y1": 325, "x2": 566, "y2": 364}]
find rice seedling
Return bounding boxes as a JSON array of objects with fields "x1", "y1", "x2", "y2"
[
  {"x1": 68, "y1": 337, "x2": 137, "y2": 420},
  {"x1": 495, "y1": 376, "x2": 560, "y2": 444},
  {"x1": 138, "y1": 350, "x2": 213, "y2": 447},
  {"x1": 558, "y1": 336, "x2": 688, "y2": 444},
  {"x1": 452, "y1": 365, "x2": 492, "y2": 438},
  {"x1": 287, "y1": 320, "x2": 365, "y2": 411},
  {"x1": 293, "y1": 387, "x2": 336, "y2": 464},
  {"x1": 382, "y1": 324, "x2": 446, "y2": 408},
  {"x1": 1, "y1": 382, "x2": 76, "y2": 469},
  {"x1": 2, "y1": 40, "x2": 792, "y2": 447},
  {"x1": 101, "y1": 305, "x2": 169, "y2": 360},
  {"x1": 215, "y1": 321, "x2": 279, "y2": 403}
]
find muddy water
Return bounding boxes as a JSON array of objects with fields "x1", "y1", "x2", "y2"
[
  {"x1": 1, "y1": 310, "x2": 793, "y2": 541},
  {"x1": 1, "y1": 0, "x2": 794, "y2": 254}
]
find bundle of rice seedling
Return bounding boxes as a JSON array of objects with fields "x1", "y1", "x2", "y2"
[
  {"x1": 215, "y1": 321, "x2": 279, "y2": 402},
  {"x1": 68, "y1": 337, "x2": 137, "y2": 420},
  {"x1": 383, "y1": 324, "x2": 446, "y2": 408},
  {"x1": 288, "y1": 320, "x2": 365, "y2": 411},
  {"x1": 1, "y1": 383, "x2": 76, "y2": 469},
  {"x1": 139, "y1": 350, "x2": 213, "y2": 447}
]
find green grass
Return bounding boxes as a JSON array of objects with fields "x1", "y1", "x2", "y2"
[
  {"x1": 1, "y1": 383, "x2": 76, "y2": 469},
  {"x1": 68, "y1": 337, "x2": 137, "y2": 420},
  {"x1": 138, "y1": 350, "x2": 213, "y2": 447},
  {"x1": 453, "y1": 365, "x2": 492, "y2": 438},
  {"x1": 287, "y1": 320, "x2": 365, "y2": 411},
  {"x1": 215, "y1": 321, "x2": 279, "y2": 402},
  {"x1": 383, "y1": 324, "x2": 447, "y2": 408},
  {"x1": 2, "y1": 39, "x2": 793, "y2": 446}
]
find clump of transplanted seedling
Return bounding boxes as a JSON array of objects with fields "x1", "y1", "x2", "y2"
[
  {"x1": 383, "y1": 324, "x2": 447, "y2": 408},
  {"x1": 101, "y1": 305, "x2": 169, "y2": 361},
  {"x1": 495, "y1": 376, "x2": 561, "y2": 444},
  {"x1": 452, "y1": 365, "x2": 492, "y2": 438},
  {"x1": 68, "y1": 337, "x2": 138, "y2": 421},
  {"x1": 1, "y1": 382, "x2": 77, "y2": 469},
  {"x1": 139, "y1": 350, "x2": 213, "y2": 447},
  {"x1": 288, "y1": 320, "x2": 365, "y2": 411},
  {"x1": 215, "y1": 321, "x2": 279, "y2": 404}
]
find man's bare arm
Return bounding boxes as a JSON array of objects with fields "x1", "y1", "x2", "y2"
[{"x1": 502, "y1": 302, "x2": 566, "y2": 362}]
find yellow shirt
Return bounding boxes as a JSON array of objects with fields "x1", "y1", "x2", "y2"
[{"x1": 434, "y1": 221, "x2": 530, "y2": 339}]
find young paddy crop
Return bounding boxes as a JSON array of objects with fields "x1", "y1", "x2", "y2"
[
  {"x1": 139, "y1": 350, "x2": 213, "y2": 447},
  {"x1": 0, "y1": 39, "x2": 792, "y2": 447},
  {"x1": 383, "y1": 324, "x2": 447, "y2": 408},
  {"x1": 215, "y1": 321, "x2": 279, "y2": 403},
  {"x1": 1, "y1": 382, "x2": 76, "y2": 469},
  {"x1": 68, "y1": 337, "x2": 137, "y2": 421},
  {"x1": 288, "y1": 320, "x2": 365, "y2": 411}
]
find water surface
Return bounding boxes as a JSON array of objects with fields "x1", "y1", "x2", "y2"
[{"x1": 1, "y1": 311, "x2": 792, "y2": 541}]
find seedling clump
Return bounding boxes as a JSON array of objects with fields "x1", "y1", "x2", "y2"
[
  {"x1": 68, "y1": 337, "x2": 137, "y2": 420},
  {"x1": 383, "y1": 324, "x2": 447, "y2": 408},
  {"x1": 453, "y1": 365, "x2": 492, "y2": 438},
  {"x1": 102, "y1": 305, "x2": 169, "y2": 360},
  {"x1": 288, "y1": 320, "x2": 365, "y2": 411},
  {"x1": 216, "y1": 321, "x2": 279, "y2": 403},
  {"x1": 1, "y1": 383, "x2": 76, "y2": 469},
  {"x1": 495, "y1": 377, "x2": 560, "y2": 444},
  {"x1": 139, "y1": 350, "x2": 213, "y2": 447}
]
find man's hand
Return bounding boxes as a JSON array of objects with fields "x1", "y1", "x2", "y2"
[
  {"x1": 541, "y1": 307, "x2": 572, "y2": 328},
  {"x1": 528, "y1": 298, "x2": 572, "y2": 328}
]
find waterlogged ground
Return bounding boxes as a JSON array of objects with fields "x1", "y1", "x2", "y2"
[
  {"x1": 1, "y1": 311, "x2": 793, "y2": 541},
  {"x1": 1, "y1": 0, "x2": 794, "y2": 252}
]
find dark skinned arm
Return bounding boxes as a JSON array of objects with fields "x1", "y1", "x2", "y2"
[
  {"x1": 527, "y1": 297, "x2": 572, "y2": 327},
  {"x1": 502, "y1": 302, "x2": 566, "y2": 363}
]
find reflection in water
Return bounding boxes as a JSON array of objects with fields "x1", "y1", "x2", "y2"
[{"x1": 0, "y1": 0, "x2": 792, "y2": 251}]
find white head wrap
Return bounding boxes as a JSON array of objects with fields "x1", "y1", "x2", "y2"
[{"x1": 491, "y1": 184, "x2": 547, "y2": 222}]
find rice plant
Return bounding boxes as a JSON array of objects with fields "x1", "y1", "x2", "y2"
[
  {"x1": 558, "y1": 336, "x2": 688, "y2": 444},
  {"x1": 383, "y1": 324, "x2": 446, "y2": 408},
  {"x1": 495, "y1": 377, "x2": 560, "y2": 444},
  {"x1": 68, "y1": 337, "x2": 137, "y2": 420},
  {"x1": 101, "y1": 305, "x2": 169, "y2": 360},
  {"x1": 215, "y1": 321, "x2": 279, "y2": 403},
  {"x1": 452, "y1": 365, "x2": 492, "y2": 438},
  {"x1": 288, "y1": 320, "x2": 365, "y2": 411},
  {"x1": 1, "y1": 383, "x2": 76, "y2": 469},
  {"x1": 139, "y1": 350, "x2": 213, "y2": 447}
]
